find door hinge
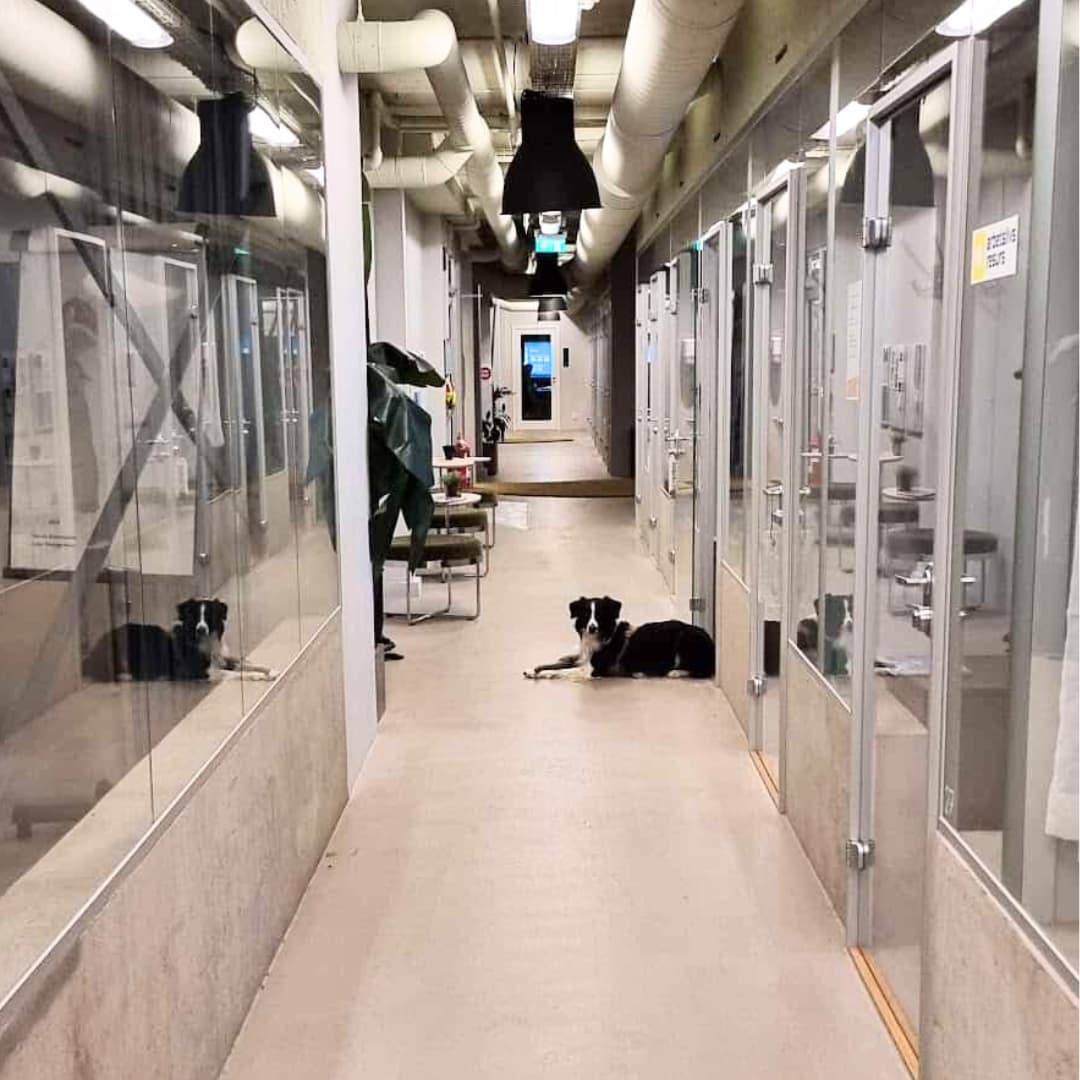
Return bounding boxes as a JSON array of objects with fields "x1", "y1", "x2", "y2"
[
  {"x1": 862, "y1": 216, "x2": 893, "y2": 250},
  {"x1": 752, "y1": 262, "x2": 774, "y2": 285},
  {"x1": 691, "y1": 286, "x2": 711, "y2": 305},
  {"x1": 747, "y1": 674, "x2": 766, "y2": 698},
  {"x1": 689, "y1": 597, "x2": 705, "y2": 613},
  {"x1": 845, "y1": 838, "x2": 875, "y2": 871},
  {"x1": 667, "y1": 548, "x2": 677, "y2": 563}
]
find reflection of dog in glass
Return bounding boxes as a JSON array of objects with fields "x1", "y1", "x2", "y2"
[
  {"x1": 796, "y1": 594, "x2": 854, "y2": 676},
  {"x1": 91, "y1": 599, "x2": 275, "y2": 681}
]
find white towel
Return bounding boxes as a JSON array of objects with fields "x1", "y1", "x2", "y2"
[{"x1": 1046, "y1": 521, "x2": 1079, "y2": 841}]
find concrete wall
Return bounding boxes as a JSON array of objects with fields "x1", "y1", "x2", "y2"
[
  {"x1": 608, "y1": 231, "x2": 638, "y2": 478},
  {"x1": 717, "y1": 563, "x2": 752, "y2": 738},
  {"x1": 785, "y1": 648, "x2": 849, "y2": 919},
  {"x1": 0, "y1": 616, "x2": 347, "y2": 1080},
  {"x1": 921, "y1": 834, "x2": 1079, "y2": 1080}
]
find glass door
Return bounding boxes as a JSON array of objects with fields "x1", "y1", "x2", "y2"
[
  {"x1": 852, "y1": 49, "x2": 960, "y2": 1038},
  {"x1": 749, "y1": 175, "x2": 797, "y2": 793},
  {"x1": 635, "y1": 284, "x2": 649, "y2": 544},
  {"x1": 644, "y1": 272, "x2": 665, "y2": 565},
  {"x1": 671, "y1": 248, "x2": 697, "y2": 617},
  {"x1": 692, "y1": 234, "x2": 721, "y2": 635},
  {"x1": 512, "y1": 326, "x2": 558, "y2": 430},
  {"x1": 656, "y1": 263, "x2": 678, "y2": 595},
  {"x1": 939, "y1": 0, "x2": 1078, "y2": 979}
]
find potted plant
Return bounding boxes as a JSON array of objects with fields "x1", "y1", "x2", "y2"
[{"x1": 481, "y1": 385, "x2": 512, "y2": 478}]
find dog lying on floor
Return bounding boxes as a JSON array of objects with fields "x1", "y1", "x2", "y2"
[
  {"x1": 524, "y1": 595, "x2": 715, "y2": 680},
  {"x1": 89, "y1": 599, "x2": 276, "y2": 682}
]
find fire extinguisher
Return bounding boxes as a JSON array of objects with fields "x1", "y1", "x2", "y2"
[{"x1": 454, "y1": 431, "x2": 472, "y2": 487}]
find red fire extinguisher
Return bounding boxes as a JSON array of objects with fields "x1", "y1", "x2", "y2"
[{"x1": 454, "y1": 432, "x2": 472, "y2": 487}]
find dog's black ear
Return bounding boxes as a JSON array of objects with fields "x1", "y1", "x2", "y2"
[
  {"x1": 599, "y1": 596, "x2": 622, "y2": 622},
  {"x1": 569, "y1": 597, "x2": 589, "y2": 620},
  {"x1": 176, "y1": 598, "x2": 198, "y2": 621},
  {"x1": 209, "y1": 600, "x2": 228, "y2": 630},
  {"x1": 846, "y1": 594, "x2": 855, "y2": 612}
]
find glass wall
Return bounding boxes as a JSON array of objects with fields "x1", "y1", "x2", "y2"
[
  {"x1": 723, "y1": 209, "x2": 751, "y2": 578},
  {"x1": 0, "y1": 0, "x2": 338, "y2": 1000},
  {"x1": 942, "y1": 0, "x2": 1078, "y2": 974}
]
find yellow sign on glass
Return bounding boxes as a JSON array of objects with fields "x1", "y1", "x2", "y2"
[{"x1": 971, "y1": 215, "x2": 1019, "y2": 285}]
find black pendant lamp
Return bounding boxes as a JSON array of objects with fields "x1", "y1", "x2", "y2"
[
  {"x1": 178, "y1": 93, "x2": 277, "y2": 217},
  {"x1": 537, "y1": 295, "x2": 567, "y2": 321},
  {"x1": 840, "y1": 106, "x2": 934, "y2": 208},
  {"x1": 503, "y1": 90, "x2": 600, "y2": 215},
  {"x1": 529, "y1": 253, "x2": 569, "y2": 297}
]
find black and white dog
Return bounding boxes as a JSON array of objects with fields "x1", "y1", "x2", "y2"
[
  {"x1": 525, "y1": 595, "x2": 715, "y2": 680},
  {"x1": 91, "y1": 599, "x2": 275, "y2": 682},
  {"x1": 796, "y1": 593, "x2": 854, "y2": 676}
]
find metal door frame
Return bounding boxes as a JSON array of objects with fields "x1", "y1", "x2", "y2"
[
  {"x1": 669, "y1": 246, "x2": 699, "y2": 616},
  {"x1": 747, "y1": 166, "x2": 803, "y2": 806},
  {"x1": 691, "y1": 231, "x2": 723, "y2": 635},
  {"x1": 223, "y1": 274, "x2": 266, "y2": 529},
  {"x1": 847, "y1": 42, "x2": 969, "y2": 950}
]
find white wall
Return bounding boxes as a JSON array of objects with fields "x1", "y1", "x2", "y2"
[
  {"x1": 317, "y1": 0, "x2": 376, "y2": 785},
  {"x1": 372, "y1": 191, "x2": 454, "y2": 453},
  {"x1": 493, "y1": 305, "x2": 589, "y2": 432}
]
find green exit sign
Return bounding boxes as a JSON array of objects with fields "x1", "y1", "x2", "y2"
[{"x1": 535, "y1": 234, "x2": 567, "y2": 254}]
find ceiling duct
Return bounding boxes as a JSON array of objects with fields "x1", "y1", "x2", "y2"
[
  {"x1": 365, "y1": 139, "x2": 472, "y2": 189},
  {"x1": 574, "y1": 0, "x2": 743, "y2": 279},
  {"x1": 503, "y1": 90, "x2": 600, "y2": 214},
  {"x1": 338, "y1": 7, "x2": 522, "y2": 268},
  {"x1": 529, "y1": 253, "x2": 569, "y2": 296},
  {"x1": 177, "y1": 93, "x2": 276, "y2": 217}
]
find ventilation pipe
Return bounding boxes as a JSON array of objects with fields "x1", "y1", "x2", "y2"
[
  {"x1": 365, "y1": 140, "x2": 472, "y2": 189},
  {"x1": 338, "y1": 8, "x2": 523, "y2": 268},
  {"x1": 361, "y1": 91, "x2": 384, "y2": 171},
  {"x1": 574, "y1": 0, "x2": 743, "y2": 278}
]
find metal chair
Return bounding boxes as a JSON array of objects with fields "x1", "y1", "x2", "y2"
[{"x1": 385, "y1": 533, "x2": 483, "y2": 624}]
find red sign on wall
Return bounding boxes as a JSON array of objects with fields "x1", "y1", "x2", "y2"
[{"x1": 480, "y1": 366, "x2": 492, "y2": 381}]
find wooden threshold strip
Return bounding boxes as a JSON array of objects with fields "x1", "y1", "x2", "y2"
[
  {"x1": 848, "y1": 947, "x2": 919, "y2": 1078},
  {"x1": 748, "y1": 749, "x2": 780, "y2": 805}
]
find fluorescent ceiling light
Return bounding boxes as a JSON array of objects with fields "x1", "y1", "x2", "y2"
[
  {"x1": 936, "y1": 0, "x2": 1026, "y2": 36},
  {"x1": 76, "y1": 0, "x2": 173, "y2": 48},
  {"x1": 812, "y1": 100, "x2": 870, "y2": 140},
  {"x1": 528, "y1": 0, "x2": 580, "y2": 45},
  {"x1": 249, "y1": 105, "x2": 300, "y2": 148}
]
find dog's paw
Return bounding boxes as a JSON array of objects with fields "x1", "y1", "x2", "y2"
[{"x1": 523, "y1": 670, "x2": 538, "y2": 680}]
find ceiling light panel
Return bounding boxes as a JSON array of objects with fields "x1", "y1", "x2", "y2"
[
  {"x1": 76, "y1": 0, "x2": 173, "y2": 48},
  {"x1": 528, "y1": 0, "x2": 581, "y2": 46}
]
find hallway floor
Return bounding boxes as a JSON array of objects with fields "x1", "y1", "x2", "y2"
[{"x1": 221, "y1": 493, "x2": 907, "y2": 1079}]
